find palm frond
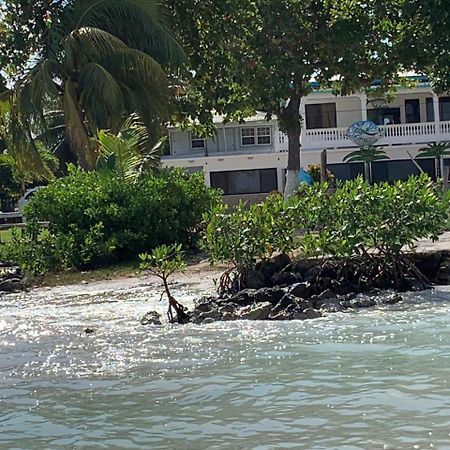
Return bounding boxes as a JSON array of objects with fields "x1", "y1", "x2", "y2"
[
  {"x1": 78, "y1": 62, "x2": 124, "y2": 130},
  {"x1": 73, "y1": 0, "x2": 186, "y2": 67}
]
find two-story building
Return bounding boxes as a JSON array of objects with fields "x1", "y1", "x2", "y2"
[{"x1": 163, "y1": 79, "x2": 450, "y2": 196}]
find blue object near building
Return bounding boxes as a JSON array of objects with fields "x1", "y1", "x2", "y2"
[{"x1": 299, "y1": 168, "x2": 314, "y2": 185}]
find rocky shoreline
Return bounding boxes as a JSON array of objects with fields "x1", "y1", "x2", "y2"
[{"x1": 142, "y1": 250, "x2": 450, "y2": 326}]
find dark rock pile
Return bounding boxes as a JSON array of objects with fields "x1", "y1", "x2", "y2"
[
  {"x1": 141, "y1": 251, "x2": 450, "y2": 325},
  {"x1": 0, "y1": 264, "x2": 25, "y2": 293},
  {"x1": 190, "y1": 287, "x2": 403, "y2": 325}
]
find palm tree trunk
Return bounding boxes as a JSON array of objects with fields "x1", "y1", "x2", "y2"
[
  {"x1": 63, "y1": 81, "x2": 93, "y2": 170},
  {"x1": 364, "y1": 162, "x2": 371, "y2": 184},
  {"x1": 282, "y1": 93, "x2": 302, "y2": 199}
]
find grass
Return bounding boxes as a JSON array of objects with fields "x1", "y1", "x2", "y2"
[{"x1": 34, "y1": 260, "x2": 139, "y2": 287}]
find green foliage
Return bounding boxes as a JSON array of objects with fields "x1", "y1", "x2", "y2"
[
  {"x1": 139, "y1": 243, "x2": 186, "y2": 281},
  {"x1": 295, "y1": 174, "x2": 450, "y2": 258},
  {"x1": 95, "y1": 114, "x2": 160, "y2": 183},
  {"x1": 343, "y1": 146, "x2": 389, "y2": 164},
  {"x1": 202, "y1": 174, "x2": 450, "y2": 291},
  {"x1": 6, "y1": 0, "x2": 184, "y2": 169},
  {"x1": 1, "y1": 168, "x2": 220, "y2": 273},
  {"x1": 202, "y1": 193, "x2": 296, "y2": 285}
]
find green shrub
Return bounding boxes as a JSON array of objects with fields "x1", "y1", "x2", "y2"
[
  {"x1": 1, "y1": 167, "x2": 221, "y2": 273},
  {"x1": 201, "y1": 192, "x2": 296, "y2": 290}
]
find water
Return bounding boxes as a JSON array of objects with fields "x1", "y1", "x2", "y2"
[{"x1": 1, "y1": 279, "x2": 450, "y2": 449}]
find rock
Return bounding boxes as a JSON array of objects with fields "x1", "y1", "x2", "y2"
[
  {"x1": 270, "y1": 271, "x2": 298, "y2": 287},
  {"x1": 246, "y1": 270, "x2": 266, "y2": 289},
  {"x1": 317, "y1": 289, "x2": 336, "y2": 301},
  {"x1": 239, "y1": 302, "x2": 273, "y2": 320},
  {"x1": 254, "y1": 287, "x2": 285, "y2": 305},
  {"x1": 289, "y1": 282, "x2": 313, "y2": 299},
  {"x1": 199, "y1": 308, "x2": 222, "y2": 321},
  {"x1": 330, "y1": 279, "x2": 354, "y2": 295},
  {"x1": 381, "y1": 293, "x2": 403, "y2": 305},
  {"x1": 317, "y1": 298, "x2": 344, "y2": 313},
  {"x1": 255, "y1": 260, "x2": 278, "y2": 282},
  {"x1": 219, "y1": 303, "x2": 239, "y2": 313},
  {"x1": 0, "y1": 278, "x2": 23, "y2": 293},
  {"x1": 140, "y1": 311, "x2": 162, "y2": 326},
  {"x1": 273, "y1": 254, "x2": 292, "y2": 271},
  {"x1": 294, "y1": 298, "x2": 313, "y2": 311},
  {"x1": 194, "y1": 299, "x2": 216, "y2": 313},
  {"x1": 84, "y1": 327, "x2": 95, "y2": 334},
  {"x1": 349, "y1": 297, "x2": 377, "y2": 309},
  {"x1": 291, "y1": 310, "x2": 307, "y2": 320},
  {"x1": 229, "y1": 289, "x2": 257, "y2": 306},
  {"x1": 221, "y1": 312, "x2": 238, "y2": 321},
  {"x1": 271, "y1": 294, "x2": 297, "y2": 312},
  {"x1": 304, "y1": 308, "x2": 322, "y2": 319},
  {"x1": 202, "y1": 318, "x2": 215, "y2": 324},
  {"x1": 304, "y1": 266, "x2": 321, "y2": 282}
]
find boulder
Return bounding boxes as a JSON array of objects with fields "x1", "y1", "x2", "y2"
[
  {"x1": 239, "y1": 302, "x2": 273, "y2": 320},
  {"x1": 246, "y1": 270, "x2": 266, "y2": 289},
  {"x1": 270, "y1": 271, "x2": 299, "y2": 287},
  {"x1": 140, "y1": 311, "x2": 162, "y2": 326},
  {"x1": 289, "y1": 282, "x2": 313, "y2": 299},
  {"x1": 304, "y1": 308, "x2": 322, "y2": 319},
  {"x1": 273, "y1": 254, "x2": 292, "y2": 271},
  {"x1": 254, "y1": 287, "x2": 285, "y2": 305},
  {"x1": 255, "y1": 260, "x2": 278, "y2": 282},
  {"x1": 229, "y1": 289, "x2": 257, "y2": 306},
  {"x1": 0, "y1": 278, "x2": 23, "y2": 293}
]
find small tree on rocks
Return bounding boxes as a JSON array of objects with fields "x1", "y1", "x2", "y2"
[{"x1": 139, "y1": 243, "x2": 189, "y2": 324}]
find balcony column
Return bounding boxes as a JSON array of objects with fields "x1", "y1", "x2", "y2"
[
  {"x1": 433, "y1": 94, "x2": 441, "y2": 140},
  {"x1": 360, "y1": 93, "x2": 368, "y2": 121}
]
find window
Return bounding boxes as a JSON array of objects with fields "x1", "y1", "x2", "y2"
[
  {"x1": 305, "y1": 103, "x2": 337, "y2": 129},
  {"x1": 210, "y1": 169, "x2": 278, "y2": 195},
  {"x1": 191, "y1": 134, "x2": 205, "y2": 149},
  {"x1": 241, "y1": 128, "x2": 255, "y2": 145},
  {"x1": 367, "y1": 107, "x2": 401, "y2": 125},
  {"x1": 439, "y1": 97, "x2": 450, "y2": 121},
  {"x1": 405, "y1": 99, "x2": 421, "y2": 123},
  {"x1": 241, "y1": 127, "x2": 272, "y2": 146}
]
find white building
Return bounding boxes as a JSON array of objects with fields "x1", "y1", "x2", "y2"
[{"x1": 162, "y1": 79, "x2": 450, "y2": 197}]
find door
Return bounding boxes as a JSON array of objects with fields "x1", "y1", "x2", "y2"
[{"x1": 405, "y1": 99, "x2": 421, "y2": 123}]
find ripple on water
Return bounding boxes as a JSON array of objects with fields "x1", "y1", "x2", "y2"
[{"x1": 1, "y1": 286, "x2": 450, "y2": 448}]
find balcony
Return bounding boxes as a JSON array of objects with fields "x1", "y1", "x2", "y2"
[{"x1": 278, "y1": 121, "x2": 450, "y2": 152}]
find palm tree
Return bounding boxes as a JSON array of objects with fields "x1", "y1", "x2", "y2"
[
  {"x1": 417, "y1": 142, "x2": 450, "y2": 180},
  {"x1": 96, "y1": 114, "x2": 161, "y2": 183},
  {"x1": 0, "y1": 97, "x2": 57, "y2": 193},
  {"x1": 343, "y1": 146, "x2": 389, "y2": 184},
  {"x1": 16, "y1": 0, "x2": 184, "y2": 170}
]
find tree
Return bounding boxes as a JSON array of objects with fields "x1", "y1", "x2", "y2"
[
  {"x1": 95, "y1": 114, "x2": 161, "y2": 184},
  {"x1": 8, "y1": 0, "x2": 184, "y2": 169},
  {"x1": 417, "y1": 142, "x2": 450, "y2": 180},
  {"x1": 169, "y1": 0, "x2": 405, "y2": 197},
  {"x1": 139, "y1": 243, "x2": 189, "y2": 324},
  {"x1": 343, "y1": 146, "x2": 389, "y2": 184},
  {"x1": 0, "y1": 96, "x2": 57, "y2": 194}
]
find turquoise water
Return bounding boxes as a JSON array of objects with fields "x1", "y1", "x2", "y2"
[{"x1": 1, "y1": 282, "x2": 450, "y2": 449}]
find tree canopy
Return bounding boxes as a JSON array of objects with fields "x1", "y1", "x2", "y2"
[{"x1": 169, "y1": 0, "x2": 411, "y2": 195}]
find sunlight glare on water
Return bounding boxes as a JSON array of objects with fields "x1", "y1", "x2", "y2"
[{"x1": 1, "y1": 281, "x2": 450, "y2": 449}]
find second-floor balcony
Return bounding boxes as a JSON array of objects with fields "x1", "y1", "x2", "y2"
[{"x1": 292, "y1": 121, "x2": 450, "y2": 151}]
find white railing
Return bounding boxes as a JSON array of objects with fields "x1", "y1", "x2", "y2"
[{"x1": 167, "y1": 121, "x2": 450, "y2": 159}]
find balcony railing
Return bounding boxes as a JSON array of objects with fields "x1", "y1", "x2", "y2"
[
  {"x1": 165, "y1": 121, "x2": 450, "y2": 159},
  {"x1": 278, "y1": 120, "x2": 450, "y2": 152}
]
